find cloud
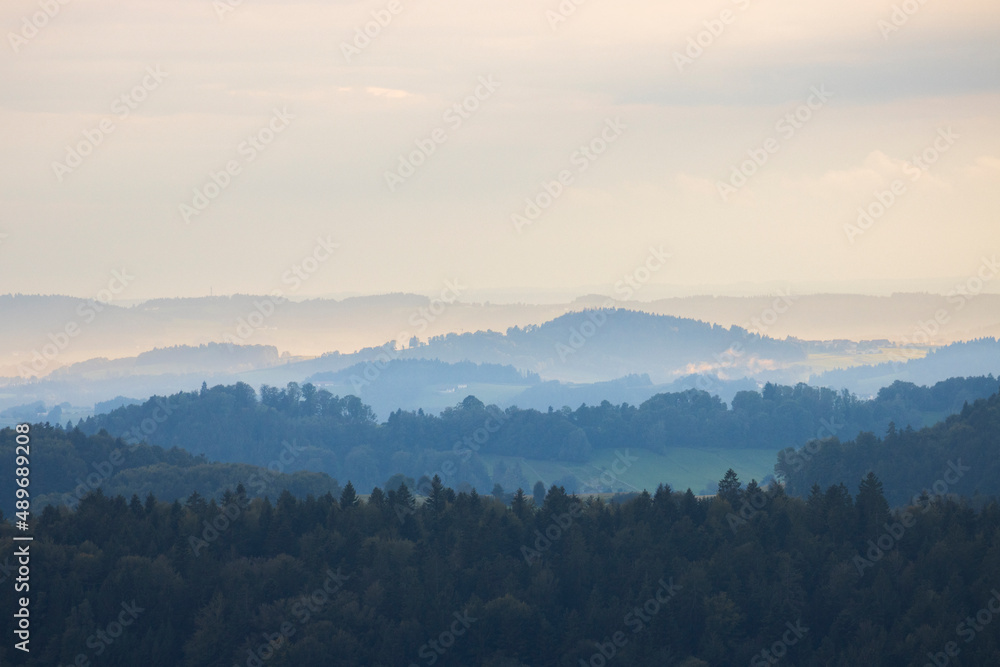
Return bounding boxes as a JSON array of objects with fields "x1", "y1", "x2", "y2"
[
  {"x1": 788, "y1": 148, "x2": 953, "y2": 199},
  {"x1": 364, "y1": 87, "x2": 412, "y2": 99},
  {"x1": 964, "y1": 155, "x2": 1000, "y2": 180},
  {"x1": 0, "y1": 0, "x2": 998, "y2": 299}
]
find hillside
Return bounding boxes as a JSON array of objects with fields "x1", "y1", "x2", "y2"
[
  {"x1": 7, "y1": 311, "x2": 1000, "y2": 430},
  {"x1": 810, "y1": 337, "x2": 1000, "y2": 396},
  {"x1": 0, "y1": 424, "x2": 341, "y2": 518},
  {"x1": 1, "y1": 465, "x2": 998, "y2": 665},
  {"x1": 77, "y1": 376, "x2": 999, "y2": 495},
  {"x1": 0, "y1": 309, "x2": 814, "y2": 424},
  {"x1": 777, "y1": 387, "x2": 1000, "y2": 506},
  {"x1": 5, "y1": 293, "x2": 999, "y2": 378}
]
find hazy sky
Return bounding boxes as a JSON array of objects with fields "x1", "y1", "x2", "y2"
[{"x1": 1, "y1": 0, "x2": 998, "y2": 302}]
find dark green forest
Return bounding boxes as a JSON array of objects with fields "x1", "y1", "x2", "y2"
[
  {"x1": 2, "y1": 379, "x2": 999, "y2": 665},
  {"x1": 0, "y1": 425, "x2": 340, "y2": 518},
  {"x1": 76, "y1": 376, "x2": 999, "y2": 493},
  {"x1": 2, "y1": 469, "x2": 999, "y2": 665},
  {"x1": 777, "y1": 389, "x2": 1000, "y2": 506}
]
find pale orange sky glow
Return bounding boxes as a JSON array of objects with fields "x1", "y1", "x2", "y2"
[{"x1": 1, "y1": 0, "x2": 998, "y2": 302}]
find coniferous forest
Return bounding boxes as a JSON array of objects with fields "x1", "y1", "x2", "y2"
[
  {"x1": 70, "y1": 375, "x2": 1000, "y2": 496},
  {"x1": 1, "y1": 470, "x2": 1000, "y2": 666},
  {"x1": 1, "y1": 390, "x2": 1000, "y2": 665},
  {"x1": 7, "y1": 0, "x2": 1000, "y2": 663}
]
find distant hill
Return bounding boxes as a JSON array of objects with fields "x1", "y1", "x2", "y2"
[
  {"x1": 1, "y1": 308, "x2": 812, "y2": 420},
  {"x1": 643, "y1": 292, "x2": 1000, "y2": 343},
  {"x1": 0, "y1": 293, "x2": 562, "y2": 375},
  {"x1": 0, "y1": 343, "x2": 288, "y2": 428},
  {"x1": 159, "y1": 308, "x2": 810, "y2": 387},
  {"x1": 43, "y1": 343, "x2": 283, "y2": 380},
  {"x1": 811, "y1": 337, "x2": 1000, "y2": 396},
  {"x1": 76, "y1": 376, "x2": 999, "y2": 495},
  {"x1": 93, "y1": 395, "x2": 143, "y2": 414},
  {"x1": 5, "y1": 317, "x2": 1000, "y2": 429},
  {"x1": 381, "y1": 308, "x2": 807, "y2": 384},
  {"x1": 232, "y1": 308, "x2": 812, "y2": 388},
  {"x1": 308, "y1": 359, "x2": 541, "y2": 419},
  {"x1": 310, "y1": 358, "x2": 540, "y2": 385},
  {"x1": 4, "y1": 292, "x2": 999, "y2": 378},
  {"x1": 509, "y1": 373, "x2": 762, "y2": 412}
]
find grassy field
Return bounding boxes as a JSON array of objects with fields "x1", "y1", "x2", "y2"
[
  {"x1": 804, "y1": 346, "x2": 931, "y2": 373},
  {"x1": 480, "y1": 446, "x2": 780, "y2": 496}
]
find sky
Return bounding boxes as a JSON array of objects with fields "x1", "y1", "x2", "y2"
[{"x1": 1, "y1": 0, "x2": 999, "y2": 303}]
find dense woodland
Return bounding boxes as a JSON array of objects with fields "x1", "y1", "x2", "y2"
[
  {"x1": 2, "y1": 379, "x2": 998, "y2": 665},
  {"x1": 76, "y1": 376, "x2": 999, "y2": 493},
  {"x1": 778, "y1": 389, "x2": 1000, "y2": 506},
  {"x1": 2, "y1": 470, "x2": 999, "y2": 665},
  {"x1": 0, "y1": 426, "x2": 340, "y2": 518}
]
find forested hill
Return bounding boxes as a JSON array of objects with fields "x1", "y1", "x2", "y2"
[
  {"x1": 810, "y1": 337, "x2": 1000, "y2": 396},
  {"x1": 777, "y1": 387, "x2": 1000, "y2": 506},
  {"x1": 1, "y1": 471, "x2": 999, "y2": 665},
  {"x1": 400, "y1": 308, "x2": 807, "y2": 382},
  {"x1": 252, "y1": 308, "x2": 809, "y2": 386},
  {"x1": 308, "y1": 358, "x2": 541, "y2": 386},
  {"x1": 77, "y1": 376, "x2": 999, "y2": 494},
  {"x1": 46, "y1": 342, "x2": 284, "y2": 378},
  {"x1": 0, "y1": 424, "x2": 340, "y2": 518}
]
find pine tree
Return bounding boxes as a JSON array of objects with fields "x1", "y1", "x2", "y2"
[
  {"x1": 144, "y1": 492, "x2": 157, "y2": 515},
  {"x1": 717, "y1": 468, "x2": 742, "y2": 506},
  {"x1": 186, "y1": 491, "x2": 207, "y2": 515},
  {"x1": 368, "y1": 486, "x2": 386, "y2": 509},
  {"x1": 395, "y1": 483, "x2": 415, "y2": 514},
  {"x1": 532, "y1": 481, "x2": 546, "y2": 507},
  {"x1": 856, "y1": 471, "x2": 890, "y2": 536},
  {"x1": 129, "y1": 494, "x2": 144, "y2": 516},
  {"x1": 340, "y1": 481, "x2": 358, "y2": 508},
  {"x1": 428, "y1": 475, "x2": 446, "y2": 516},
  {"x1": 512, "y1": 488, "x2": 529, "y2": 519}
]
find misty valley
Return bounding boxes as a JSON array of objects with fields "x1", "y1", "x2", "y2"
[
  {"x1": 4, "y1": 1, "x2": 1000, "y2": 663},
  {"x1": 1, "y1": 299, "x2": 999, "y2": 665}
]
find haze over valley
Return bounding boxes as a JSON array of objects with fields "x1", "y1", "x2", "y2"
[{"x1": 3, "y1": 0, "x2": 1000, "y2": 664}]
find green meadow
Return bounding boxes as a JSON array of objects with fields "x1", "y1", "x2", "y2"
[{"x1": 480, "y1": 446, "x2": 781, "y2": 496}]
